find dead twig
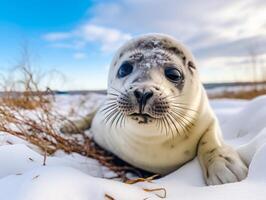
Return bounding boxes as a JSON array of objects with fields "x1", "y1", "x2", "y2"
[
  {"x1": 143, "y1": 188, "x2": 167, "y2": 199},
  {"x1": 0, "y1": 50, "x2": 153, "y2": 180}
]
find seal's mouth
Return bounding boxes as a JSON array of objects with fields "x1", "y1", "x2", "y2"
[
  {"x1": 129, "y1": 113, "x2": 154, "y2": 124},
  {"x1": 130, "y1": 113, "x2": 153, "y2": 118}
]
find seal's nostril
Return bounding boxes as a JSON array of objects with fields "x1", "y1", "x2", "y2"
[
  {"x1": 134, "y1": 90, "x2": 142, "y2": 102},
  {"x1": 143, "y1": 91, "x2": 153, "y2": 102},
  {"x1": 134, "y1": 89, "x2": 153, "y2": 113},
  {"x1": 134, "y1": 90, "x2": 153, "y2": 103}
]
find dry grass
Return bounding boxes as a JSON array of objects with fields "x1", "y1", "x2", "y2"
[
  {"x1": 0, "y1": 91, "x2": 51, "y2": 110},
  {"x1": 0, "y1": 47, "x2": 167, "y2": 199},
  {"x1": 208, "y1": 87, "x2": 266, "y2": 99},
  {"x1": 0, "y1": 50, "x2": 156, "y2": 182},
  {"x1": 104, "y1": 174, "x2": 166, "y2": 199}
]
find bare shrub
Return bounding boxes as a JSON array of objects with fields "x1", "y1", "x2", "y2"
[{"x1": 0, "y1": 47, "x2": 149, "y2": 181}]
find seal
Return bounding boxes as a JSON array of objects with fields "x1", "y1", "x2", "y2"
[{"x1": 61, "y1": 34, "x2": 248, "y2": 185}]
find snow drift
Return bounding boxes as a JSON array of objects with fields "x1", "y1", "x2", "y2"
[{"x1": 1, "y1": 94, "x2": 266, "y2": 200}]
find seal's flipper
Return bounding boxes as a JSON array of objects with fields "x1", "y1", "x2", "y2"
[
  {"x1": 60, "y1": 109, "x2": 98, "y2": 134},
  {"x1": 197, "y1": 120, "x2": 248, "y2": 185}
]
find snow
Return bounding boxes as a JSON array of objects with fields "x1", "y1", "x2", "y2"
[{"x1": 1, "y1": 94, "x2": 266, "y2": 200}]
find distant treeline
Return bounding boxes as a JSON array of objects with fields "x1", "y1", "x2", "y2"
[{"x1": 1, "y1": 81, "x2": 266, "y2": 96}]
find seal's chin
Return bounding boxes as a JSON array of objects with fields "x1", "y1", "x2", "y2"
[{"x1": 129, "y1": 113, "x2": 154, "y2": 124}]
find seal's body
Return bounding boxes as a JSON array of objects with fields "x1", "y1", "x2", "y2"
[{"x1": 61, "y1": 34, "x2": 248, "y2": 185}]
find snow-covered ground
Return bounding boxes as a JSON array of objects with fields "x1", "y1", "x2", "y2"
[{"x1": 1, "y1": 94, "x2": 266, "y2": 200}]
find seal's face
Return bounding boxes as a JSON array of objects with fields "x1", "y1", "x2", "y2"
[
  {"x1": 103, "y1": 34, "x2": 198, "y2": 135},
  {"x1": 114, "y1": 49, "x2": 185, "y2": 122}
]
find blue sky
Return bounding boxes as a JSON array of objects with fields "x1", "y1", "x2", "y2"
[{"x1": 0, "y1": 0, "x2": 266, "y2": 90}]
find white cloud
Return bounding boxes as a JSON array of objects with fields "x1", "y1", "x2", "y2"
[
  {"x1": 43, "y1": 32, "x2": 72, "y2": 41},
  {"x1": 43, "y1": 0, "x2": 266, "y2": 84},
  {"x1": 44, "y1": 0, "x2": 266, "y2": 57},
  {"x1": 88, "y1": 0, "x2": 266, "y2": 56},
  {"x1": 73, "y1": 52, "x2": 88, "y2": 60},
  {"x1": 43, "y1": 23, "x2": 132, "y2": 52},
  {"x1": 78, "y1": 24, "x2": 131, "y2": 51},
  {"x1": 85, "y1": 0, "x2": 266, "y2": 83}
]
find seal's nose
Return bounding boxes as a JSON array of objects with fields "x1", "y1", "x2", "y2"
[{"x1": 134, "y1": 89, "x2": 153, "y2": 112}]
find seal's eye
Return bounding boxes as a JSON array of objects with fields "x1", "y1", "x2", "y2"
[
  {"x1": 164, "y1": 67, "x2": 183, "y2": 82},
  {"x1": 117, "y1": 62, "x2": 133, "y2": 78}
]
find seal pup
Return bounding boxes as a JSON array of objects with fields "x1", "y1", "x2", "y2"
[{"x1": 61, "y1": 34, "x2": 248, "y2": 185}]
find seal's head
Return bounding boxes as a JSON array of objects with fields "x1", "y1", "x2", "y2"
[{"x1": 103, "y1": 34, "x2": 200, "y2": 136}]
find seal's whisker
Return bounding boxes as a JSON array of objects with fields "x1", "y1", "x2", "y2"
[
  {"x1": 170, "y1": 111, "x2": 195, "y2": 131},
  {"x1": 164, "y1": 116, "x2": 174, "y2": 138},
  {"x1": 107, "y1": 96, "x2": 117, "y2": 100},
  {"x1": 170, "y1": 104, "x2": 198, "y2": 113},
  {"x1": 110, "y1": 86, "x2": 122, "y2": 93},
  {"x1": 165, "y1": 115, "x2": 176, "y2": 139},
  {"x1": 161, "y1": 117, "x2": 169, "y2": 137},
  {"x1": 121, "y1": 114, "x2": 126, "y2": 128},
  {"x1": 169, "y1": 93, "x2": 185, "y2": 99},
  {"x1": 172, "y1": 102, "x2": 194, "y2": 106},
  {"x1": 171, "y1": 103, "x2": 198, "y2": 113},
  {"x1": 114, "y1": 112, "x2": 120, "y2": 128},
  {"x1": 179, "y1": 117, "x2": 192, "y2": 133},
  {"x1": 157, "y1": 118, "x2": 163, "y2": 134},
  {"x1": 171, "y1": 109, "x2": 195, "y2": 125},
  {"x1": 116, "y1": 112, "x2": 124, "y2": 128},
  {"x1": 171, "y1": 108, "x2": 196, "y2": 121},
  {"x1": 169, "y1": 112, "x2": 190, "y2": 136},
  {"x1": 165, "y1": 116, "x2": 175, "y2": 140},
  {"x1": 105, "y1": 99, "x2": 117, "y2": 103},
  {"x1": 109, "y1": 110, "x2": 121, "y2": 128},
  {"x1": 171, "y1": 109, "x2": 197, "y2": 123},
  {"x1": 164, "y1": 117, "x2": 171, "y2": 138},
  {"x1": 104, "y1": 108, "x2": 119, "y2": 124},
  {"x1": 169, "y1": 112, "x2": 186, "y2": 136},
  {"x1": 104, "y1": 101, "x2": 117, "y2": 107},
  {"x1": 171, "y1": 103, "x2": 198, "y2": 110},
  {"x1": 155, "y1": 118, "x2": 159, "y2": 130},
  {"x1": 102, "y1": 108, "x2": 116, "y2": 116},
  {"x1": 104, "y1": 108, "x2": 117, "y2": 122},
  {"x1": 110, "y1": 87, "x2": 128, "y2": 98},
  {"x1": 106, "y1": 98, "x2": 118, "y2": 102},
  {"x1": 159, "y1": 118, "x2": 164, "y2": 134},
  {"x1": 108, "y1": 91, "x2": 120, "y2": 97},
  {"x1": 107, "y1": 92, "x2": 119, "y2": 97},
  {"x1": 161, "y1": 93, "x2": 184, "y2": 100},
  {"x1": 100, "y1": 104, "x2": 117, "y2": 114},
  {"x1": 118, "y1": 95, "x2": 130, "y2": 102},
  {"x1": 103, "y1": 100, "x2": 117, "y2": 106},
  {"x1": 116, "y1": 112, "x2": 124, "y2": 129},
  {"x1": 156, "y1": 118, "x2": 163, "y2": 135},
  {"x1": 166, "y1": 113, "x2": 180, "y2": 137},
  {"x1": 173, "y1": 114, "x2": 187, "y2": 137},
  {"x1": 103, "y1": 109, "x2": 116, "y2": 117}
]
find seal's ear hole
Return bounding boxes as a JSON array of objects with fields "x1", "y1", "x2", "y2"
[{"x1": 188, "y1": 61, "x2": 196, "y2": 74}]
